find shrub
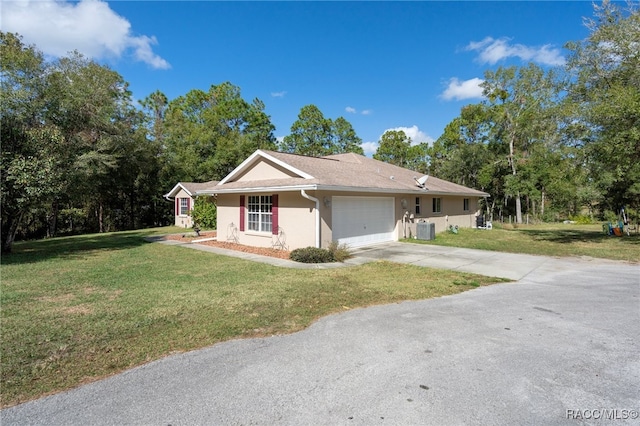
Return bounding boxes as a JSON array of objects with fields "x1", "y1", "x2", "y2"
[
  {"x1": 290, "y1": 247, "x2": 334, "y2": 263},
  {"x1": 602, "y1": 210, "x2": 618, "y2": 223},
  {"x1": 569, "y1": 214, "x2": 594, "y2": 224},
  {"x1": 624, "y1": 207, "x2": 638, "y2": 223},
  {"x1": 290, "y1": 242, "x2": 352, "y2": 264},
  {"x1": 327, "y1": 241, "x2": 351, "y2": 262},
  {"x1": 191, "y1": 196, "x2": 217, "y2": 229},
  {"x1": 541, "y1": 209, "x2": 562, "y2": 223},
  {"x1": 58, "y1": 208, "x2": 89, "y2": 235}
]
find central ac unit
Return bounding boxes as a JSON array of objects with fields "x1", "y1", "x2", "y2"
[{"x1": 416, "y1": 222, "x2": 435, "y2": 240}]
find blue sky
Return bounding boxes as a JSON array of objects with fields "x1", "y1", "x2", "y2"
[{"x1": 2, "y1": 1, "x2": 596, "y2": 155}]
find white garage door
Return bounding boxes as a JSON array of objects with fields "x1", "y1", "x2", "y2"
[{"x1": 332, "y1": 196, "x2": 396, "y2": 247}]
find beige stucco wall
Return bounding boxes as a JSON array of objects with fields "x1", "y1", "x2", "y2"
[
  {"x1": 173, "y1": 188, "x2": 195, "y2": 228},
  {"x1": 402, "y1": 195, "x2": 482, "y2": 238},
  {"x1": 235, "y1": 161, "x2": 298, "y2": 181},
  {"x1": 216, "y1": 191, "x2": 316, "y2": 250},
  {"x1": 217, "y1": 191, "x2": 484, "y2": 250}
]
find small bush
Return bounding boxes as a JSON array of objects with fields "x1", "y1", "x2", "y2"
[
  {"x1": 191, "y1": 196, "x2": 217, "y2": 229},
  {"x1": 290, "y1": 247, "x2": 334, "y2": 263},
  {"x1": 327, "y1": 241, "x2": 351, "y2": 262},
  {"x1": 569, "y1": 214, "x2": 594, "y2": 224},
  {"x1": 541, "y1": 210, "x2": 562, "y2": 223},
  {"x1": 603, "y1": 210, "x2": 618, "y2": 223},
  {"x1": 624, "y1": 207, "x2": 638, "y2": 223}
]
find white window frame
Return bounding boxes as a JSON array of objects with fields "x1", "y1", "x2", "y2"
[
  {"x1": 179, "y1": 198, "x2": 189, "y2": 216},
  {"x1": 432, "y1": 197, "x2": 442, "y2": 214},
  {"x1": 247, "y1": 195, "x2": 273, "y2": 233},
  {"x1": 415, "y1": 197, "x2": 421, "y2": 215},
  {"x1": 463, "y1": 198, "x2": 470, "y2": 212}
]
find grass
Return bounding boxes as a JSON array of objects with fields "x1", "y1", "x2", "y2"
[
  {"x1": 403, "y1": 222, "x2": 640, "y2": 263},
  {"x1": 0, "y1": 227, "x2": 507, "y2": 408}
]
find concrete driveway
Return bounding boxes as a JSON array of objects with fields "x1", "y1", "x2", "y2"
[
  {"x1": 348, "y1": 242, "x2": 580, "y2": 280},
  {"x1": 2, "y1": 244, "x2": 639, "y2": 425}
]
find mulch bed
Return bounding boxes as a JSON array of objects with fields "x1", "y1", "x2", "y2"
[{"x1": 163, "y1": 231, "x2": 291, "y2": 260}]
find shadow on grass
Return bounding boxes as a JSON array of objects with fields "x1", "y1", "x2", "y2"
[
  {"x1": 519, "y1": 228, "x2": 640, "y2": 245},
  {"x1": 2, "y1": 230, "x2": 157, "y2": 265}
]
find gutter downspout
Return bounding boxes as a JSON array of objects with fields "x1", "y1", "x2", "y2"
[{"x1": 300, "y1": 190, "x2": 320, "y2": 248}]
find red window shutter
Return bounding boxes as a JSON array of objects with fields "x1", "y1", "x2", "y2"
[
  {"x1": 239, "y1": 195, "x2": 245, "y2": 231},
  {"x1": 175, "y1": 198, "x2": 179, "y2": 215},
  {"x1": 187, "y1": 197, "x2": 191, "y2": 213},
  {"x1": 272, "y1": 194, "x2": 279, "y2": 235}
]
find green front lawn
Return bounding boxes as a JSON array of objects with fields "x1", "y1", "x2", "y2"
[
  {"x1": 404, "y1": 223, "x2": 640, "y2": 263},
  {"x1": 0, "y1": 228, "x2": 506, "y2": 408}
]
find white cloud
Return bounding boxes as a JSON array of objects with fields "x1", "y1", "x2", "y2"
[
  {"x1": 129, "y1": 35, "x2": 168, "y2": 69},
  {"x1": 361, "y1": 141, "x2": 378, "y2": 157},
  {"x1": 441, "y1": 77, "x2": 485, "y2": 101},
  {"x1": 1, "y1": 0, "x2": 170, "y2": 69},
  {"x1": 361, "y1": 125, "x2": 433, "y2": 157},
  {"x1": 271, "y1": 91, "x2": 287, "y2": 98},
  {"x1": 345, "y1": 106, "x2": 372, "y2": 115},
  {"x1": 383, "y1": 125, "x2": 434, "y2": 146},
  {"x1": 466, "y1": 36, "x2": 565, "y2": 66}
]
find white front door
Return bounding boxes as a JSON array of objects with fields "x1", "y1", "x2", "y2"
[{"x1": 332, "y1": 196, "x2": 396, "y2": 247}]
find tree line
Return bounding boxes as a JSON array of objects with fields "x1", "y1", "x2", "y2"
[
  {"x1": 1, "y1": 1, "x2": 638, "y2": 253},
  {"x1": 0, "y1": 31, "x2": 363, "y2": 253},
  {"x1": 376, "y1": 1, "x2": 639, "y2": 225}
]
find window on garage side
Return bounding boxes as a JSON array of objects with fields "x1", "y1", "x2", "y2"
[
  {"x1": 415, "y1": 197, "x2": 421, "y2": 215},
  {"x1": 463, "y1": 198, "x2": 470, "y2": 212},
  {"x1": 432, "y1": 197, "x2": 442, "y2": 213},
  {"x1": 179, "y1": 198, "x2": 190, "y2": 216},
  {"x1": 247, "y1": 195, "x2": 273, "y2": 233}
]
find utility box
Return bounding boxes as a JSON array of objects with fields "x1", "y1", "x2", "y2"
[{"x1": 417, "y1": 222, "x2": 435, "y2": 240}]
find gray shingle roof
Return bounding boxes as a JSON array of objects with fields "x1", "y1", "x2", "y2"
[
  {"x1": 197, "y1": 150, "x2": 488, "y2": 197},
  {"x1": 180, "y1": 181, "x2": 219, "y2": 195},
  {"x1": 165, "y1": 180, "x2": 219, "y2": 198}
]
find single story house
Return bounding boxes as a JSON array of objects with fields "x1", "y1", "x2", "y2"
[
  {"x1": 164, "y1": 181, "x2": 218, "y2": 228},
  {"x1": 195, "y1": 150, "x2": 489, "y2": 250}
]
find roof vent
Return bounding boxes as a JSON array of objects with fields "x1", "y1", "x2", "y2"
[{"x1": 390, "y1": 176, "x2": 394, "y2": 180}]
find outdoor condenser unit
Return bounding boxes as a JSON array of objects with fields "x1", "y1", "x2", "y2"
[{"x1": 416, "y1": 222, "x2": 435, "y2": 240}]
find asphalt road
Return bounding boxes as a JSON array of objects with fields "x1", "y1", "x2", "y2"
[{"x1": 2, "y1": 247, "x2": 639, "y2": 425}]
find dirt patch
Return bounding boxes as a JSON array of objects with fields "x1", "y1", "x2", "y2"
[
  {"x1": 108, "y1": 289, "x2": 123, "y2": 301},
  {"x1": 37, "y1": 294, "x2": 75, "y2": 304},
  {"x1": 63, "y1": 305, "x2": 93, "y2": 315},
  {"x1": 163, "y1": 232, "x2": 291, "y2": 260}
]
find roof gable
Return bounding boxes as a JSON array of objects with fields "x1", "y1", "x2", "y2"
[
  {"x1": 219, "y1": 150, "x2": 314, "y2": 185},
  {"x1": 232, "y1": 156, "x2": 302, "y2": 182},
  {"x1": 164, "y1": 180, "x2": 219, "y2": 198}
]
